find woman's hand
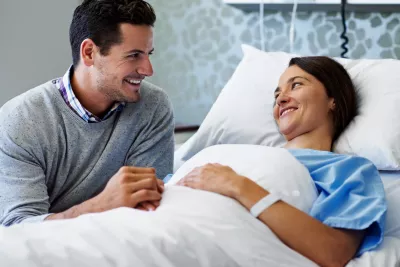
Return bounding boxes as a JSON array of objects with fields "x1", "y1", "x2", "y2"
[{"x1": 177, "y1": 163, "x2": 245, "y2": 199}]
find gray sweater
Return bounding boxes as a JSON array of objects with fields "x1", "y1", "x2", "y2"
[{"x1": 0, "y1": 80, "x2": 174, "y2": 226}]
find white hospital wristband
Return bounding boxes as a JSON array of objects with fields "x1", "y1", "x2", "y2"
[{"x1": 250, "y1": 193, "x2": 281, "y2": 218}]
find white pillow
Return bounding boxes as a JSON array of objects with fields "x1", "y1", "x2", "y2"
[
  {"x1": 175, "y1": 45, "x2": 400, "y2": 171},
  {"x1": 169, "y1": 144, "x2": 318, "y2": 213}
]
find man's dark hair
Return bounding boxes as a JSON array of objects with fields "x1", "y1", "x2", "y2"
[
  {"x1": 289, "y1": 56, "x2": 358, "y2": 144},
  {"x1": 70, "y1": 0, "x2": 156, "y2": 66}
]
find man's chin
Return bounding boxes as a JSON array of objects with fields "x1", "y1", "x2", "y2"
[
  {"x1": 121, "y1": 85, "x2": 141, "y2": 102},
  {"x1": 124, "y1": 93, "x2": 141, "y2": 103},
  {"x1": 123, "y1": 80, "x2": 142, "y2": 100}
]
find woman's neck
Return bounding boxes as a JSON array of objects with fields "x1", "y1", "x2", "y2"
[{"x1": 284, "y1": 128, "x2": 333, "y2": 152}]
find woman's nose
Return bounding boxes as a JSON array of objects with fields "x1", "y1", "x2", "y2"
[{"x1": 276, "y1": 93, "x2": 291, "y2": 106}]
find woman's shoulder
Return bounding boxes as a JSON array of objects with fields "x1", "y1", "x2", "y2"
[
  {"x1": 287, "y1": 148, "x2": 371, "y2": 161},
  {"x1": 287, "y1": 148, "x2": 377, "y2": 173}
]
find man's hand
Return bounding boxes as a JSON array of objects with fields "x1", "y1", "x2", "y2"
[
  {"x1": 94, "y1": 166, "x2": 164, "y2": 212},
  {"x1": 46, "y1": 166, "x2": 164, "y2": 221}
]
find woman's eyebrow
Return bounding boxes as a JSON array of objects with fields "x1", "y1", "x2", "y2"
[
  {"x1": 275, "y1": 76, "x2": 310, "y2": 93},
  {"x1": 287, "y1": 76, "x2": 310, "y2": 84}
]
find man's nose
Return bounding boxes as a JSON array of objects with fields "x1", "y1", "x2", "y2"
[{"x1": 137, "y1": 56, "x2": 154, "y2": 77}]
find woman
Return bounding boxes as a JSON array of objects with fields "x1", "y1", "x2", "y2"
[{"x1": 177, "y1": 57, "x2": 387, "y2": 267}]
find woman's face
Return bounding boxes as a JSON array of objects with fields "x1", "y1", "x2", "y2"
[{"x1": 273, "y1": 65, "x2": 335, "y2": 141}]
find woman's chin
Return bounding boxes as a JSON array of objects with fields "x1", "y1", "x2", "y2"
[
  {"x1": 279, "y1": 124, "x2": 294, "y2": 135},
  {"x1": 279, "y1": 125, "x2": 299, "y2": 141}
]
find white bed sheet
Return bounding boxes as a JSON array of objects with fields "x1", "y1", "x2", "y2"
[
  {"x1": 0, "y1": 171, "x2": 398, "y2": 267},
  {"x1": 347, "y1": 236, "x2": 400, "y2": 267},
  {"x1": 0, "y1": 187, "x2": 318, "y2": 267},
  {"x1": 348, "y1": 171, "x2": 400, "y2": 267},
  {"x1": 380, "y1": 171, "x2": 400, "y2": 238},
  {"x1": 0, "y1": 187, "x2": 399, "y2": 267}
]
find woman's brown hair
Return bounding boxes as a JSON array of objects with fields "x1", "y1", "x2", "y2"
[{"x1": 288, "y1": 57, "x2": 358, "y2": 144}]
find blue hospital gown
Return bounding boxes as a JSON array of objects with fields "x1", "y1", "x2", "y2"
[{"x1": 288, "y1": 148, "x2": 387, "y2": 256}]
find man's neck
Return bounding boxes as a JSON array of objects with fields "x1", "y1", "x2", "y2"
[{"x1": 70, "y1": 65, "x2": 114, "y2": 118}]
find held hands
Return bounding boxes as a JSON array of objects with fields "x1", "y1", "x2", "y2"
[
  {"x1": 94, "y1": 166, "x2": 164, "y2": 212},
  {"x1": 177, "y1": 163, "x2": 245, "y2": 199}
]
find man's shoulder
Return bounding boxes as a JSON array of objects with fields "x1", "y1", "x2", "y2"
[
  {"x1": 140, "y1": 80, "x2": 170, "y2": 104},
  {"x1": 124, "y1": 80, "x2": 172, "y2": 113},
  {"x1": 120, "y1": 81, "x2": 173, "y2": 128},
  {"x1": 0, "y1": 79, "x2": 60, "y2": 123}
]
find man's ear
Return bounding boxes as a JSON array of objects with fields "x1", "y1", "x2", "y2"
[{"x1": 80, "y1": 39, "x2": 97, "y2": 67}]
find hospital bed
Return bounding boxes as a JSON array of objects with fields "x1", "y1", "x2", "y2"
[{"x1": 0, "y1": 150, "x2": 398, "y2": 267}]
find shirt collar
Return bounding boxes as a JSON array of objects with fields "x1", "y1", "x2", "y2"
[{"x1": 58, "y1": 66, "x2": 125, "y2": 123}]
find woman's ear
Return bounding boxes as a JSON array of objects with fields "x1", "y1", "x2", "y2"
[{"x1": 329, "y1": 99, "x2": 336, "y2": 111}]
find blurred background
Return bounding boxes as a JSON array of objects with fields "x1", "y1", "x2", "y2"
[{"x1": 1, "y1": 0, "x2": 399, "y2": 126}]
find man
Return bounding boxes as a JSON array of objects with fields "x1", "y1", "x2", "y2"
[{"x1": 0, "y1": 0, "x2": 174, "y2": 226}]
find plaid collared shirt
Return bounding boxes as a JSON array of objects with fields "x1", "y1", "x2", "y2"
[{"x1": 57, "y1": 66, "x2": 124, "y2": 123}]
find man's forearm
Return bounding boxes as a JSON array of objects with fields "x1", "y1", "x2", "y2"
[{"x1": 45, "y1": 196, "x2": 101, "y2": 221}]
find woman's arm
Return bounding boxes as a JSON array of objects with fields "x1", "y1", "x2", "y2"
[
  {"x1": 235, "y1": 177, "x2": 364, "y2": 267},
  {"x1": 178, "y1": 163, "x2": 365, "y2": 267}
]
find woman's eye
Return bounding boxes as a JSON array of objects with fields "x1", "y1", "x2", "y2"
[
  {"x1": 292, "y1": 82, "x2": 301, "y2": 89},
  {"x1": 274, "y1": 93, "x2": 280, "y2": 99}
]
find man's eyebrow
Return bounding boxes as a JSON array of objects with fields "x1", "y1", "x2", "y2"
[{"x1": 125, "y1": 48, "x2": 155, "y2": 55}]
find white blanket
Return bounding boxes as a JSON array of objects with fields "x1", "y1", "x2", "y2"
[
  {"x1": 0, "y1": 187, "x2": 318, "y2": 267},
  {"x1": 0, "y1": 145, "x2": 397, "y2": 266}
]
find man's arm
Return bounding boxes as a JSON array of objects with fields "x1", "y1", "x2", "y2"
[
  {"x1": 0, "y1": 111, "x2": 166, "y2": 226},
  {"x1": 0, "y1": 121, "x2": 51, "y2": 226},
  {"x1": 126, "y1": 87, "x2": 175, "y2": 179}
]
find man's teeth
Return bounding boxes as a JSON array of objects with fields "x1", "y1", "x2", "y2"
[
  {"x1": 281, "y1": 108, "x2": 296, "y2": 116},
  {"x1": 126, "y1": 79, "x2": 141, "y2": 85}
]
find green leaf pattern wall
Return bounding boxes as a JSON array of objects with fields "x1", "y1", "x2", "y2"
[{"x1": 147, "y1": 0, "x2": 400, "y2": 125}]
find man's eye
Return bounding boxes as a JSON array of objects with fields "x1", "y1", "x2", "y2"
[
  {"x1": 274, "y1": 93, "x2": 280, "y2": 99},
  {"x1": 129, "y1": 53, "x2": 140, "y2": 59}
]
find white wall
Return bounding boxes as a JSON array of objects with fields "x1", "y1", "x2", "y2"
[{"x1": 0, "y1": 1, "x2": 79, "y2": 106}]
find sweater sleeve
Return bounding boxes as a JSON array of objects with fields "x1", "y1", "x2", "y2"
[
  {"x1": 125, "y1": 88, "x2": 175, "y2": 180},
  {"x1": 0, "y1": 112, "x2": 51, "y2": 226}
]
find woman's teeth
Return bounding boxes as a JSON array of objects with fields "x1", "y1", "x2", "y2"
[{"x1": 281, "y1": 108, "x2": 296, "y2": 117}]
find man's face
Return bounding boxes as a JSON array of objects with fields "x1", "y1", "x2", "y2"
[{"x1": 92, "y1": 23, "x2": 154, "y2": 103}]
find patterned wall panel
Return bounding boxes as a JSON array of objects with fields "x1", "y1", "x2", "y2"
[{"x1": 147, "y1": 0, "x2": 400, "y2": 125}]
